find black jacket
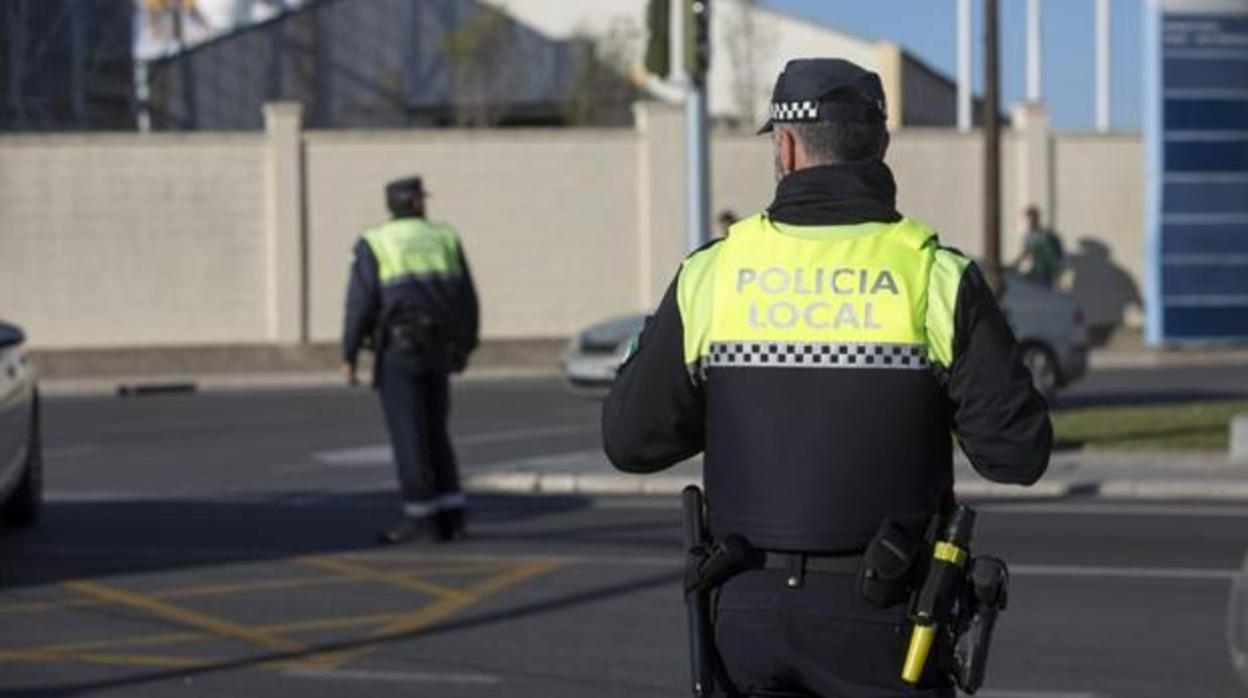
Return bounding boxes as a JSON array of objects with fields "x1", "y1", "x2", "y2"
[
  {"x1": 342, "y1": 216, "x2": 480, "y2": 374},
  {"x1": 602, "y1": 161, "x2": 1051, "y2": 551}
]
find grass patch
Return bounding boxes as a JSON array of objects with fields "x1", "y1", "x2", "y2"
[{"x1": 1052, "y1": 400, "x2": 1248, "y2": 451}]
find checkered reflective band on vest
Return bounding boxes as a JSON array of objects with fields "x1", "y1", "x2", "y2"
[{"x1": 705, "y1": 341, "x2": 928, "y2": 370}]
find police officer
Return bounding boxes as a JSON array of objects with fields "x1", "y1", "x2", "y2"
[
  {"x1": 602, "y1": 59, "x2": 1051, "y2": 697},
  {"x1": 343, "y1": 176, "x2": 479, "y2": 545}
]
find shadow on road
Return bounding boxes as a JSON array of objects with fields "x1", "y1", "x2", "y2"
[{"x1": 0, "y1": 491, "x2": 607, "y2": 589}]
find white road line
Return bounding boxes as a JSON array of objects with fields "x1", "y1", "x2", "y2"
[
  {"x1": 974, "y1": 691, "x2": 1104, "y2": 698},
  {"x1": 978, "y1": 502, "x2": 1248, "y2": 518},
  {"x1": 13, "y1": 543, "x2": 1241, "y2": 584},
  {"x1": 42, "y1": 445, "x2": 102, "y2": 460},
  {"x1": 457, "y1": 423, "x2": 597, "y2": 446},
  {"x1": 1011, "y1": 564, "x2": 1236, "y2": 582},
  {"x1": 311, "y1": 425, "x2": 598, "y2": 467},
  {"x1": 283, "y1": 668, "x2": 499, "y2": 685}
]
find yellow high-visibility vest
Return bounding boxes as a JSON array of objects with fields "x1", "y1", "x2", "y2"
[
  {"x1": 676, "y1": 214, "x2": 971, "y2": 375},
  {"x1": 364, "y1": 218, "x2": 464, "y2": 286}
]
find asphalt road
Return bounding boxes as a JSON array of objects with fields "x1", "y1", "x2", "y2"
[{"x1": 1, "y1": 371, "x2": 1246, "y2": 697}]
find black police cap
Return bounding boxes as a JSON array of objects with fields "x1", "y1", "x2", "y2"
[
  {"x1": 386, "y1": 176, "x2": 427, "y2": 214},
  {"x1": 757, "y1": 58, "x2": 887, "y2": 134}
]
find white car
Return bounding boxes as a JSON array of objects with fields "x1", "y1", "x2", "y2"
[
  {"x1": 562, "y1": 273, "x2": 1088, "y2": 399},
  {"x1": 0, "y1": 321, "x2": 41, "y2": 528}
]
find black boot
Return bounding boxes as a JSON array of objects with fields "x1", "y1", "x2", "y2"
[
  {"x1": 434, "y1": 508, "x2": 466, "y2": 543},
  {"x1": 377, "y1": 517, "x2": 428, "y2": 545}
]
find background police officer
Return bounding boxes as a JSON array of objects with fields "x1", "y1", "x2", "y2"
[
  {"x1": 343, "y1": 176, "x2": 479, "y2": 545},
  {"x1": 602, "y1": 59, "x2": 1051, "y2": 697}
]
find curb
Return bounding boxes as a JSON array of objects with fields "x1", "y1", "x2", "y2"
[
  {"x1": 38, "y1": 367, "x2": 562, "y2": 397},
  {"x1": 464, "y1": 471, "x2": 1248, "y2": 501}
]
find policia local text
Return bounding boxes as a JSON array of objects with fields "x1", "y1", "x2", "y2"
[{"x1": 737, "y1": 266, "x2": 900, "y2": 331}]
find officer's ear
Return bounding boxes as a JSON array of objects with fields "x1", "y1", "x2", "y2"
[{"x1": 776, "y1": 127, "x2": 798, "y2": 177}]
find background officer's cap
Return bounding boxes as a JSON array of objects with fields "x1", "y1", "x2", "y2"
[
  {"x1": 757, "y1": 58, "x2": 887, "y2": 135},
  {"x1": 386, "y1": 176, "x2": 427, "y2": 214}
]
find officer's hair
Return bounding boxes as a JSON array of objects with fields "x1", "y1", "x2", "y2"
[{"x1": 788, "y1": 120, "x2": 887, "y2": 164}]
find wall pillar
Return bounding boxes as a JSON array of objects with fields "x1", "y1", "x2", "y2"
[
  {"x1": 1013, "y1": 102, "x2": 1053, "y2": 254},
  {"x1": 635, "y1": 101, "x2": 688, "y2": 308},
  {"x1": 876, "y1": 42, "x2": 904, "y2": 132},
  {"x1": 263, "y1": 102, "x2": 307, "y2": 343}
]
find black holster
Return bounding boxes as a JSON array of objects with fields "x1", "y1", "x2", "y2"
[{"x1": 681, "y1": 487, "x2": 753, "y2": 698}]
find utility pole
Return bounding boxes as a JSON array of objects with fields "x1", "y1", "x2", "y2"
[
  {"x1": 685, "y1": 0, "x2": 711, "y2": 252},
  {"x1": 1027, "y1": 0, "x2": 1042, "y2": 102},
  {"x1": 1095, "y1": 0, "x2": 1111, "y2": 132},
  {"x1": 983, "y1": 0, "x2": 1002, "y2": 295},
  {"x1": 956, "y1": 0, "x2": 972, "y2": 131}
]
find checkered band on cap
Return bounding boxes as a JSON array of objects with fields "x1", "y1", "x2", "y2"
[
  {"x1": 704, "y1": 341, "x2": 928, "y2": 371},
  {"x1": 769, "y1": 100, "x2": 819, "y2": 123}
]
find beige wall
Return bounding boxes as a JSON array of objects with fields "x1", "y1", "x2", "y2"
[
  {"x1": 305, "y1": 128, "x2": 643, "y2": 342},
  {"x1": 0, "y1": 134, "x2": 269, "y2": 349},
  {"x1": 712, "y1": 129, "x2": 1022, "y2": 259},
  {"x1": 1053, "y1": 133, "x2": 1146, "y2": 330},
  {"x1": 0, "y1": 102, "x2": 1145, "y2": 350}
]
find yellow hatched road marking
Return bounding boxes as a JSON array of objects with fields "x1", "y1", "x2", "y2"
[
  {"x1": 296, "y1": 556, "x2": 471, "y2": 602},
  {"x1": 63, "y1": 580, "x2": 307, "y2": 655},
  {"x1": 1, "y1": 648, "x2": 212, "y2": 669},
  {"x1": 0, "y1": 610, "x2": 436, "y2": 662},
  {"x1": 0, "y1": 555, "x2": 564, "y2": 673},
  {"x1": 0, "y1": 574, "x2": 353, "y2": 615},
  {"x1": 301, "y1": 558, "x2": 563, "y2": 671}
]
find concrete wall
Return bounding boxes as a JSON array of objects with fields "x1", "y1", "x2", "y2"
[
  {"x1": 1054, "y1": 133, "x2": 1146, "y2": 334},
  {"x1": 0, "y1": 133, "x2": 269, "y2": 349},
  {"x1": 0, "y1": 102, "x2": 1145, "y2": 351},
  {"x1": 304, "y1": 127, "x2": 643, "y2": 342}
]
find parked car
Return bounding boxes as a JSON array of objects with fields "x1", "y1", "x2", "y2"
[
  {"x1": 0, "y1": 320, "x2": 41, "y2": 527},
  {"x1": 562, "y1": 272, "x2": 1088, "y2": 399}
]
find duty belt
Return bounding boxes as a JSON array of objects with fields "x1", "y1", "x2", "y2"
[{"x1": 760, "y1": 551, "x2": 863, "y2": 588}]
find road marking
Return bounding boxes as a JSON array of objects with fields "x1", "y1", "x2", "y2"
[
  {"x1": 303, "y1": 558, "x2": 563, "y2": 671},
  {"x1": 980, "y1": 502, "x2": 1248, "y2": 518},
  {"x1": 1012, "y1": 564, "x2": 1236, "y2": 581},
  {"x1": 457, "y1": 424, "x2": 597, "y2": 446},
  {"x1": 63, "y1": 580, "x2": 307, "y2": 654},
  {"x1": 283, "y1": 668, "x2": 500, "y2": 685},
  {"x1": 0, "y1": 649, "x2": 210, "y2": 669},
  {"x1": 312, "y1": 425, "x2": 597, "y2": 468},
  {"x1": 296, "y1": 556, "x2": 471, "y2": 603},
  {"x1": 975, "y1": 691, "x2": 1104, "y2": 698},
  {"x1": 42, "y1": 445, "x2": 101, "y2": 460}
]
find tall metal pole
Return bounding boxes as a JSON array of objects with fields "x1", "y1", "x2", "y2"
[
  {"x1": 1027, "y1": 0, "x2": 1042, "y2": 102},
  {"x1": 1096, "y1": 0, "x2": 1111, "y2": 132},
  {"x1": 983, "y1": 0, "x2": 1002, "y2": 294},
  {"x1": 7, "y1": 0, "x2": 27, "y2": 130},
  {"x1": 956, "y1": 0, "x2": 971, "y2": 131},
  {"x1": 685, "y1": 0, "x2": 710, "y2": 252}
]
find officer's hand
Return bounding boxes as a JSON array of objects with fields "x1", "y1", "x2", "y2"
[{"x1": 344, "y1": 362, "x2": 359, "y2": 387}]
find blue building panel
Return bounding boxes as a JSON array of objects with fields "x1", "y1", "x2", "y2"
[
  {"x1": 1164, "y1": 180, "x2": 1248, "y2": 213},
  {"x1": 1148, "y1": 4, "x2": 1248, "y2": 344},
  {"x1": 1161, "y1": 222, "x2": 1248, "y2": 253},
  {"x1": 1164, "y1": 59, "x2": 1248, "y2": 88},
  {"x1": 1163, "y1": 306, "x2": 1248, "y2": 338},
  {"x1": 1164, "y1": 99, "x2": 1248, "y2": 129}
]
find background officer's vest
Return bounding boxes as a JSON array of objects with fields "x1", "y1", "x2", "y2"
[
  {"x1": 678, "y1": 214, "x2": 969, "y2": 552},
  {"x1": 364, "y1": 218, "x2": 467, "y2": 331}
]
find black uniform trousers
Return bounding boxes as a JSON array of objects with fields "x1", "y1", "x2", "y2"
[
  {"x1": 714, "y1": 568, "x2": 954, "y2": 698},
  {"x1": 377, "y1": 348, "x2": 461, "y2": 512}
]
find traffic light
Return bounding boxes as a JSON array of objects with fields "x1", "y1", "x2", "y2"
[
  {"x1": 645, "y1": 0, "x2": 671, "y2": 78},
  {"x1": 685, "y1": 0, "x2": 710, "y2": 83}
]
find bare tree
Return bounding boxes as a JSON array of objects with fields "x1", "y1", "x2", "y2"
[
  {"x1": 563, "y1": 16, "x2": 642, "y2": 127},
  {"x1": 441, "y1": 5, "x2": 517, "y2": 127},
  {"x1": 723, "y1": 0, "x2": 774, "y2": 130}
]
